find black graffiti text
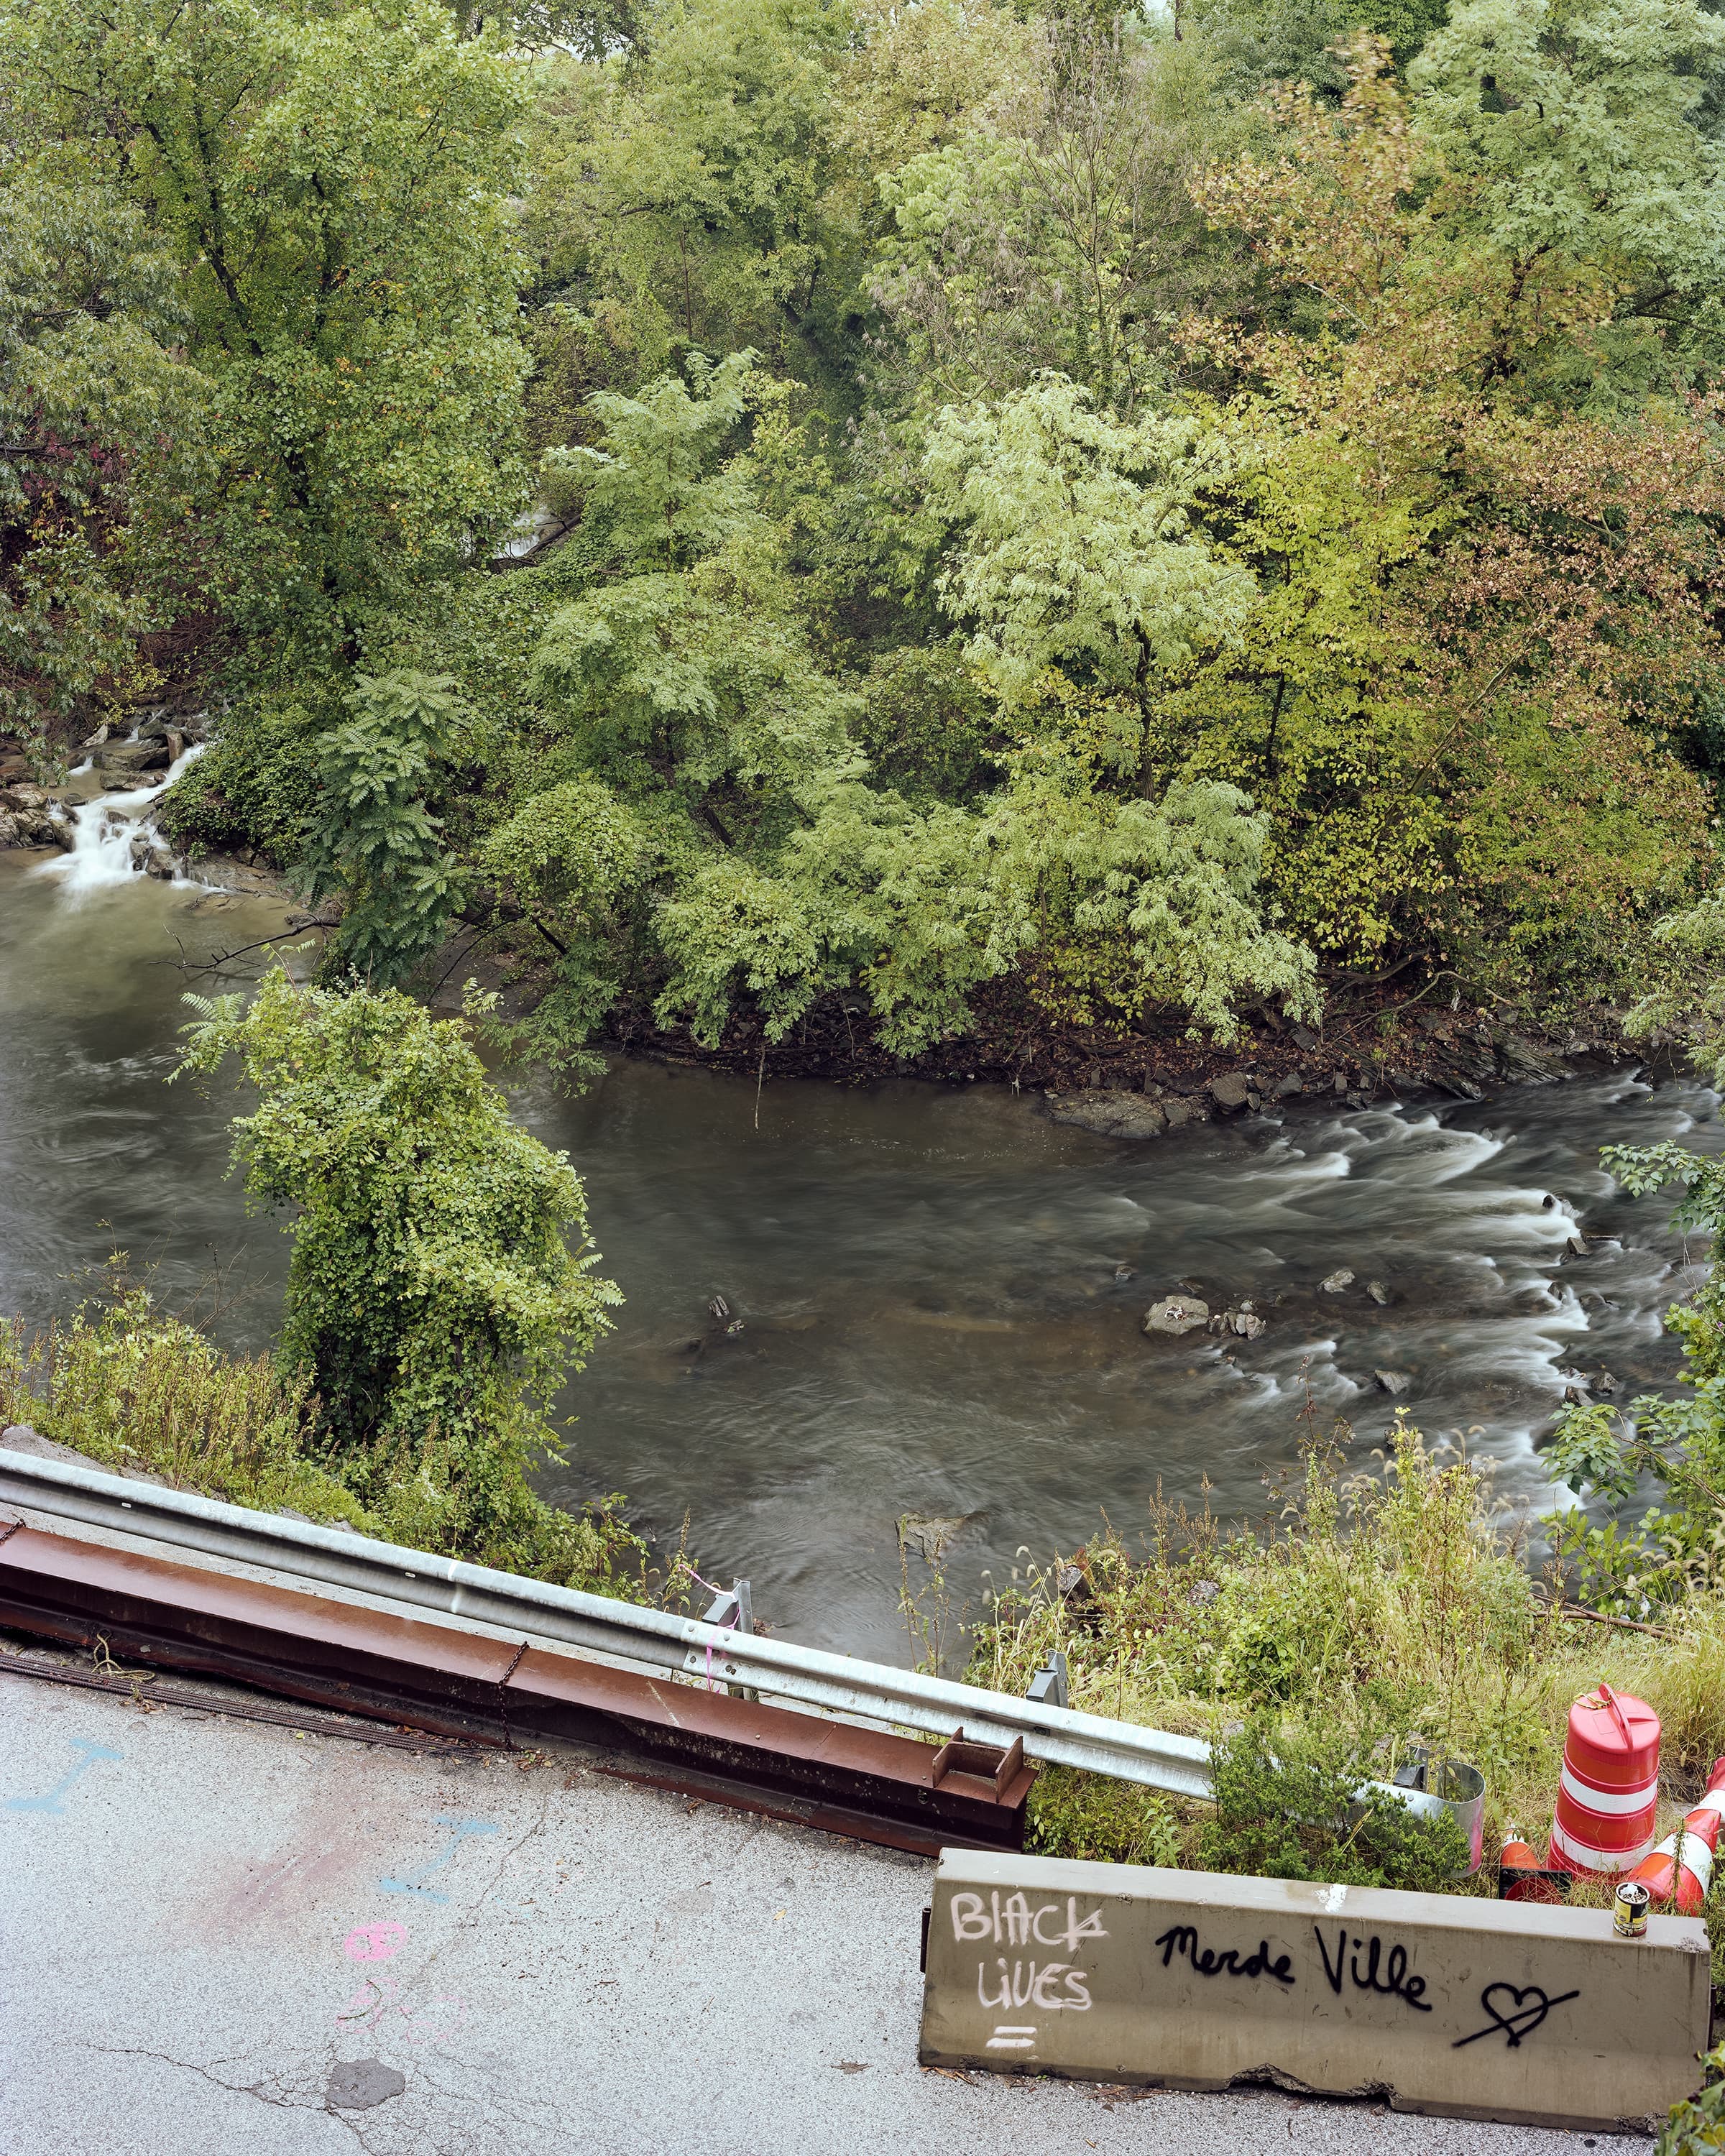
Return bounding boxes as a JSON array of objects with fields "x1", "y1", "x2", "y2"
[
  {"x1": 1154, "y1": 1924, "x2": 1294, "y2": 1986},
  {"x1": 1312, "y1": 1927, "x2": 1432, "y2": 2012}
]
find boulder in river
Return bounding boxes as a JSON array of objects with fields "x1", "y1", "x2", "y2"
[
  {"x1": 1374, "y1": 1370, "x2": 1412, "y2": 1396},
  {"x1": 0, "y1": 804, "x2": 69, "y2": 850},
  {"x1": 1046, "y1": 1089, "x2": 1168, "y2": 1140},
  {"x1": 1145, "y1": 1294, "x2": 1209, "y2": 1337},
  {"x1": 1366, "y1": 1278, "x2": 1392, "y2": 1305},
  {"x1": 1210, "y1": 1072, "x2": 1251, "y2": 1112},
  {"x1": 96, "y1": 737, "x2": 170, "y2": 773},
  {"x1": 1320, "y1": 1268, "x2": 1356, "y2": 1293}
]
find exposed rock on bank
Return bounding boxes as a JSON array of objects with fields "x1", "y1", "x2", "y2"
[{"x1": 0, "y1": 788, "x2": 70, "y2": 852}]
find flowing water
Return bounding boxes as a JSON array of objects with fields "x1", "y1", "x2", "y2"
[{"x1": 1, "y1": 828, "x2": 1719, "y2": 1661}]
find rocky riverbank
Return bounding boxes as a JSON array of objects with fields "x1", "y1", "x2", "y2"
[{"x1": 576, "y1": 964, "x2": 1646, "y2": 1128}]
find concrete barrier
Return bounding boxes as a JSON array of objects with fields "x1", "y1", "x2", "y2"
[{"x1": 918, "y1": 1849, "x2": 1713, "y2": 2131}]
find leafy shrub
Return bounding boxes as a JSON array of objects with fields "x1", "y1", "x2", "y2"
[
  {"x1": 1201, "y1": 1715, "x2": 1469, "y2": 1891},
  {"x1": 1026, "y1": 1764, "x2": 1184, "y2": 1869}
]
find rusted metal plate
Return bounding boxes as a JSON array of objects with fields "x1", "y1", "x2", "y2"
[
  {"x1": 507, "y1": 1647, "x2": 1036, "y2": 1849},
  {"x1": 0, "y1": 1525, "x2": 1034, "y2": 1852},
  {"x1": 0, "y1": 1524, "x2": 518, "y2": 1737}
]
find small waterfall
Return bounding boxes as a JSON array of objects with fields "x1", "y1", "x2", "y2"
[{"x1": 37, "y1": 740, "x2": 206, "y2": 898}]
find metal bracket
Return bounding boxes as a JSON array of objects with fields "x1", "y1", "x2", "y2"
[{"x1": 1026, "y1": 1649, "x2": 1069, "y2": 1711}]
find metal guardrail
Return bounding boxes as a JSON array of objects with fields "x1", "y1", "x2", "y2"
[{"x1": 0, "y1": 1447, "x2": 1445, "y2": 1820}]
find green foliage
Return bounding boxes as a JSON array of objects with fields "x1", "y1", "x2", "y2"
[
  {"x1": 1026, "y1": 1765, "x2": 1184, "y2": 1869},
  {"x1": 1412, "y1": 0, "x2": 1725, "y2": 305},
  {"x1": 923, "y1": 377, "x2": 1256, "y2": 716},
  {"x1": 302, "y1": 671, "x2": 469, "y2": 987},
  {"x1": 981, "y1": 1418, "x2": 1725, "y2": 1876},
  {"x1": 0, "y1": 174, "x2": 208, "y2": 745},
  {"x1": 1, "y1": 0, "x2": 533, "y2": 690},
  {"x1": 0, "y1": 1282, "x2": 652, "y2": 1595},
  {"x1": 1659, "y1": 2042, "x2": 1725, "y2": 2156},
  {"x1": 172, "y1": 970, "x2": 623, "y2": 1564},
  {"x1": 0, "y1": 1287, "x2": 362, "y2": 1528},
  {"x1": 12, "y1": 0, "x2": 1725, "y2": 1065},
  {"x1": 1546, "y1": 1142, "x2": 1725, "y2": 1613},
  {"x1": 1202, "y1": 1716, "x2": 1470, "y2": 1889}
]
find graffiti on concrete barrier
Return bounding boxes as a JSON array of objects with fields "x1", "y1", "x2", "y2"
[
  {"x1": 4, "y1": 1736, "x2": 124, "y2": 1816},
  {"x1": 975, "y1": 1959, "x2": 1092, "y2": 2012},
  {"x1": 1453, "y1": 1982, "x2": 1581, "y2": 2050},
  {"x1": 1312, "y1": 1927, "x2": 1432, "y2": 2013},
  {"x1": 949, "y1": 1891, "x2": 1108, "y2": 1952},
  {"x1": 1155, "y1": 1924, "x2": 1294, "y2": 1986}
]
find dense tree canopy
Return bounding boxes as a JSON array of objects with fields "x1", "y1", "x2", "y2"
[{"x1": 9, "y1": 0, "x2": 1725, "y2": 1065}]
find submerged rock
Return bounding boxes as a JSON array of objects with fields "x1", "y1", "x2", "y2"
[
  {"x1": 1046, "y1": 1089, "x2": 1168, "y2": 1140},
  {"x1": 1145, "y1": 1294, "x2": 1209, "y2": 1337},
  {"x1": 1320, "y1": 1268, "x2": 1356, "y2": 1294},
  {"x1": 1366, "y1": 1279, "x2": 1392, "y2": 1306}
]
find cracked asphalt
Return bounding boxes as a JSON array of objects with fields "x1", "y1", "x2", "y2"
[{"x1": 1, "y1": 1668, "x2": 1641, "y2": 2155}]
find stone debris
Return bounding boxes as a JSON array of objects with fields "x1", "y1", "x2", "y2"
[{"x1": 1144, "y1": 1295, "x2": 1209, "y2": 1337}]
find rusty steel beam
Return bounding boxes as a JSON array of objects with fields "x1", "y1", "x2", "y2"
[{"x1": 0, "y1": 1524, "x2": 1035, "y2": 1856}]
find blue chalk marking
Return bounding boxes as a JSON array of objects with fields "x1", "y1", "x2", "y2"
[
  {"x1": 6, "y1": 1736, "x2": 124, "y2": 1816},
  {"x1": 378, "y1": 1815, "x2": 500, "y2": 1903}
]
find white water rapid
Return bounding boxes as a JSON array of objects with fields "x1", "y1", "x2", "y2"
[{"x1": 35, "y1": 739, "x2": 207, "y2": 897}]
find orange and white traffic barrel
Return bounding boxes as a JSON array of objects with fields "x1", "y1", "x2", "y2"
[
  {"x1": 1625, "y1": 1755, "x2": 1725, "y2": 1915},
  {"x1": 1549, "y1": 1684, "x2": 1661, "y2": 1879}
]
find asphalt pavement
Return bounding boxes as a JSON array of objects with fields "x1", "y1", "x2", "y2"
[{"x1": 0, "y1": 1657, "x2": 1634, "y2": 2156}]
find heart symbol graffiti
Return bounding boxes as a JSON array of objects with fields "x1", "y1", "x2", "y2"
[{"x1": 1453, "y1": 1981, "x2": 1581, "y2": 2049}]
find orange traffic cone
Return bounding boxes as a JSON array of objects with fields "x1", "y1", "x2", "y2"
[
  {"x1": 1499, "y1": 1828, "x2": 1567, "y2": 1904},
  {"x1": 1625, "y1": 1756, "x2": 1725, "y2": 1916}
]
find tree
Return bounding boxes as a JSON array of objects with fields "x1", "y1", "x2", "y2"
[
  {"x1": 1, "y1": 0, "x2": 533, "y2": 669},
  {"x1": 870, "y1": 19, "x2": 1247, "y2": 415},
  {"x1": 1412, "y1": 0, "x2": 1725, "y2": 400},
  {"x1": 174, "y1": 971, "x2": 622, "y2": 1550},
  {"x1": 921, "y1": 374, "x2": 1256, "y2": 742},
  {"x1": 0, "y1": 175, "x2": 211, "y2": 752}
]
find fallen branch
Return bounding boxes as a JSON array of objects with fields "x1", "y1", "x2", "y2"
[{"x1": 1533, "y1": 1593, "x2": 1670, "y2": 1637}]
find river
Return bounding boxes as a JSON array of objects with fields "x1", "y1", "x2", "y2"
[{"x1": 1, "y1": 827, "x2": 1718, "y2": 1662}]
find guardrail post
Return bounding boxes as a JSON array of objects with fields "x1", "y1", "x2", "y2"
[
  {"x1": 1026, "y1": 1649, "x2": 1069, "y2": 1711},
  {"x1": 701, "y1": 1577, "x2": 754, "y2": 1698}
]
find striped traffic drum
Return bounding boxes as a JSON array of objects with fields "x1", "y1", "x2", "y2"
[{"x1": 1550, "y1": 1684, "x2": 1660, "y2": 1879}]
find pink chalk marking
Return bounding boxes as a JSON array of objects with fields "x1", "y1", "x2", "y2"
[{"x1": 344, "y1": 1921, "x2": 408, "y2": 1962}]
